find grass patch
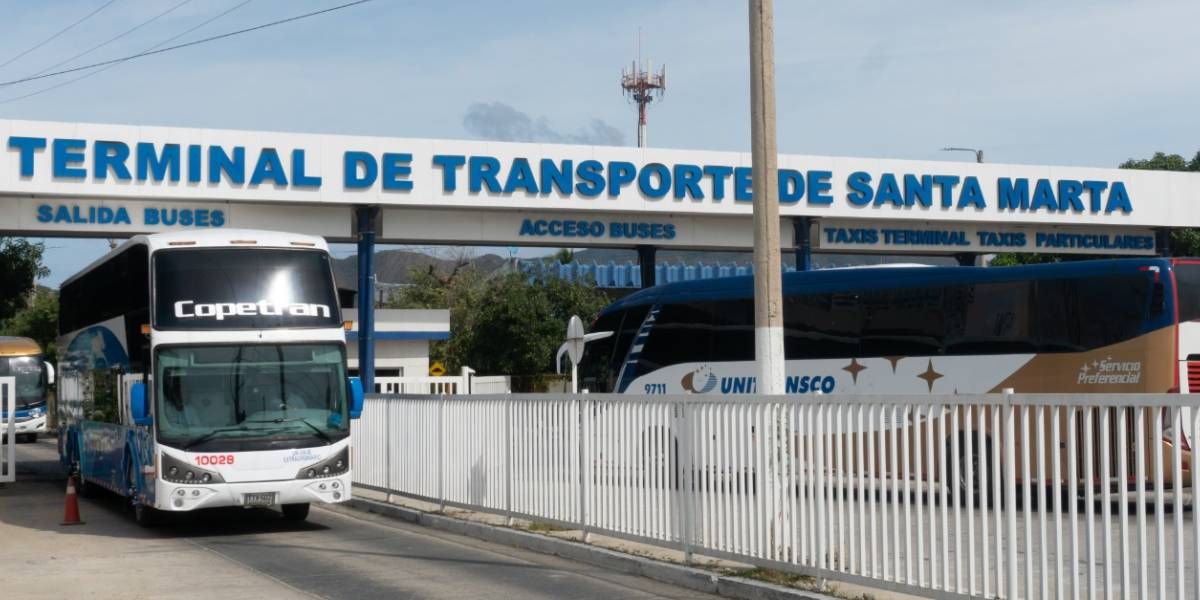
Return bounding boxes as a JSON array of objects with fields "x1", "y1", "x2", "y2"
[
  {"x1": 526, "y1": 521, "x2": 570, "y2": 533},
  {"x1": 729, "y1": 567, "x2": 816, "y2": 588}
]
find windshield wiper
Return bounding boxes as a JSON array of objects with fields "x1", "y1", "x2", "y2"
[
  {"x1": 245, "y1": 418, "x2": 333, "y2": 445},
  {"x1": 180, "y1": 425, "x2": 251, "y2": 451}
]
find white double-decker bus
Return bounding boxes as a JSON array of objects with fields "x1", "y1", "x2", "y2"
[{"x1": 57, "y1": 229, "x2": 363, "y2": 525}]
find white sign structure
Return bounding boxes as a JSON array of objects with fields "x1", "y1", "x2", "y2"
[{"x1": 2, "y1": 118, "x2": 1197, "y2": 252}]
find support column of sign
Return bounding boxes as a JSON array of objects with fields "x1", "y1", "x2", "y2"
[
  {"x1": 637, "y1": 244, "x2": 657, "y2": 288},
  {"x1": 793, "y1": 217, "x2": 812, "y2": 271},
  {"x1": 1157, "y1": 228, "x2": 1171, "y2": 256},
  {"x1": 356, "y1": 206, "x2": 380, "y2": 393}
]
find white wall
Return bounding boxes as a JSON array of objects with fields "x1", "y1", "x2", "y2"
[{"x1": 346, "y1": 339, "x2": 432, "y2": 377}]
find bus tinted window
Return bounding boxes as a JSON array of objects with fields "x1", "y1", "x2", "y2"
[
  {"x1": 784, "y1": 292, "x2": 863, "y2": 358},
  {"x1": 1175, "y1": 263, "x2": 1200, "y2": 322},
  {"x1": 59, "y1": 244, "x2": 148, "y2": 335},
  {"x1": 859, "y1": 286, "x2": 944, "y2": 356},
  {"x1": 944, "y1": 281, "x2": 1037, "y2": 353},
  {"x1": 709, "y1": 300, "x2": 754, "y2": 362},
  {"x1": 1075, "y1": 275, "x2": 1151, "y2": 348},
  {"x1": 637, "y1": 303, "x2": 717, "y2": 374},
  {"x1": 154, "y1": 249, "x2": 340, "y2": 330}
]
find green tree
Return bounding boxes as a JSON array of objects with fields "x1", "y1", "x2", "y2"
[
  {"x1": 1, "y1": 289, "x2": 59, "y2": 362},
  {"x1": 1120, "y1": 149, "x2": 1200, "y2": 256},
  {"x1": 554, "y1": 248, "x2": 575, "y2": 264},
  {"x1": 0, "y1": 238, "x2": 48, "y2": 322},
  {"x1": 1118, "y1": 151, "x2": 1200, "y2": 172},
  {"x1": 390, "y1": 267, "x2": 608, "y2": 376}
]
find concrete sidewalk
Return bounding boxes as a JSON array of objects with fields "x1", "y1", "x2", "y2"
[{"x1": 0, "y1": 440, "x2": 310, "y2": 600}]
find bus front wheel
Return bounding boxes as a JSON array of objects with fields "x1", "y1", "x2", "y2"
[
  {"x1": 281, "y1": 503, "x2": 310, "y2": 521},
  {"x1": 127, "y1": 462, "x2": 159, "y2": 527}
]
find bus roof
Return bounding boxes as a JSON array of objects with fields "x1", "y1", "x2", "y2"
[
  {"x1": 59, "y1": 229, "x2": 331, "y2": 289},
  {"x1": 0, "y1": 336, "x2": 41, "y2": 357},
  {"x1": 604, "y1": 257, "x2": 1177, "y2": 312}
]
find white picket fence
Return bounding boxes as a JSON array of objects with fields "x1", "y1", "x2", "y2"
[
  {"x1": 0, "y1": 377, "x2": 14, "y2": 484},
  {"x1": 353, "y1": 392, "x2": 1200, "y2": 600}
]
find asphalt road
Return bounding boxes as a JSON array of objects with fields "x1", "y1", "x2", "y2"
[{"x1": 0, "y1": 439, "x2": 718, "y2": 600}]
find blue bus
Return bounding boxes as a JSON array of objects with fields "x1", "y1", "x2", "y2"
[
  {"x1": 57, "y1": 229, "x2": 364, "y2": 525},
  {"x1": 580, "y1": 258, "x2": 1191, "y2": 397}
]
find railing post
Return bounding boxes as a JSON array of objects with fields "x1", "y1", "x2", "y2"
[
  {"x1": 438, "y1": 394, "x2": 446, "y2": 512},
  {"x1": 1002, "y1": 388, "x2": 1018, "y2": 599},
  {"x1": 385, "y1": 396, "x2": 393, "y2": 503},
  {"x1": 505, "y1": 393, "x2": 513, "y2": 526},
  {"x1": 679, "y1": 399, "x2": 695, "y2": 564},
  {"x1": 578, "y1": 396, "x2": 590, "y2": 542}
]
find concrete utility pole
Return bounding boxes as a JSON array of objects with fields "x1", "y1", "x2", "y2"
[{"x1": 749, "y1": 0, "x2": 785, "y2": 395}]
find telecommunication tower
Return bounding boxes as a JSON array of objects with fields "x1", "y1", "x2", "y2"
[{"x1": 621, "y1": 37, "x2": 665, "y2": 148}]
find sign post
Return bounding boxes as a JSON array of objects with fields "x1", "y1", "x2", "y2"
[{"x1": 556, "y1": 315, "x2": 612, "y2": 394}]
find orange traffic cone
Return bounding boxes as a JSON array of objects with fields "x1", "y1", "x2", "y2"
[{"x1": 61, "y1": 475, "x2": 85, "y2": 526}]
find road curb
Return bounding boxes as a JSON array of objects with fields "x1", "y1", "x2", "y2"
[{"x1": 342, "y1": 497, "x2": 837, "y2": 600}]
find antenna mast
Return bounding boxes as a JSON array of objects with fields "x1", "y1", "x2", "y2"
[{"x1": 621, "y1": 30, "x2": 665, "y2": 148}]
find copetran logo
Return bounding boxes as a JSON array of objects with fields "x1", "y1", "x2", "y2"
[
  {"x1": 681, "y1": 366, "x2": 718, "y2": 394},
  {"x1": 1077, "y1": 356, "x2": 1141, "y2": 385},
  {"x1": 174, "y1": 299, "x2": 331, "y2": 321}
]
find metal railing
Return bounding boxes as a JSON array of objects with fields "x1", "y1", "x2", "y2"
[
  {"x1": 0, "y1": 377, "x2": 14, "y2": 484},
  {"x1": 352, "y1": 392, "x2": 1200, "y2": 599}
]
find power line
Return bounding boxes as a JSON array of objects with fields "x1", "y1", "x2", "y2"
[
  {"x1": 31, "y1": 0, "x2": 194, "y2": 77},
  {"x1": 0, "y1": 0, "x2": 120, "y2": 71},
  {"x1": 0, "y1": 0, "x2": 374, "y2": 88},
  {"x1": 0, "y1": 0, "x2": 254, "y2": 105}
]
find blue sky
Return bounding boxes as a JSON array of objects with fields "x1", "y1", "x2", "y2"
[{"x1": 3, "y1": 0, "x2": 1199, "y2": 286}]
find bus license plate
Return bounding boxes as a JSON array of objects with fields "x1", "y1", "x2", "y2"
[{"x1": 242, "y1": 492, "x2": 276, "y2": 507}]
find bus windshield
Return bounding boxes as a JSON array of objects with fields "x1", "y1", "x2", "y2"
[
  {"x1": 0, "y1": 355, "x2": 46, "y2": 409},
  {"x1": 155, "y1": 343, "x2": 349, "y2": 451}
]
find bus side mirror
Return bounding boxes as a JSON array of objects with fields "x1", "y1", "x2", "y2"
[
  {"x1": 44, "y1": 362, "x2": 55, "y2": 385},
  {"x1": 131, "y1": 381, "x2": 152, "y2": 426},
  {"x1": 348, "y1": 377, "x2": 364, "y2": 420}
]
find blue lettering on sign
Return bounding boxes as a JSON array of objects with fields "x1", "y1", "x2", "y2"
[
  {"x1": 34, "y1": 203, "x2": 224, "y2": 228},
  {"x1": 3, "y1": 136, "x2": 1142, "y2": 217},
  {"x1": 36, "y1": 204, "x2": 131, "y2": 225},
  {"x1": 977, "y1": 231, "x2": 1026, "y2": 247},
  {"x1": 516, "y1": 218, "x2": 678, "y2": 241},
  {"x1": 1035, "y1": 232, "x2": 1153, "y2": 250}
]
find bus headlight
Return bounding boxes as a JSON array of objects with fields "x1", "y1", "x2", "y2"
[
  {"x1": 296, "y1": 447, "x2": 350, "y2": 479},
  {"x1": 161, "y1": 452, "x2": 224, "y2": 485}
]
